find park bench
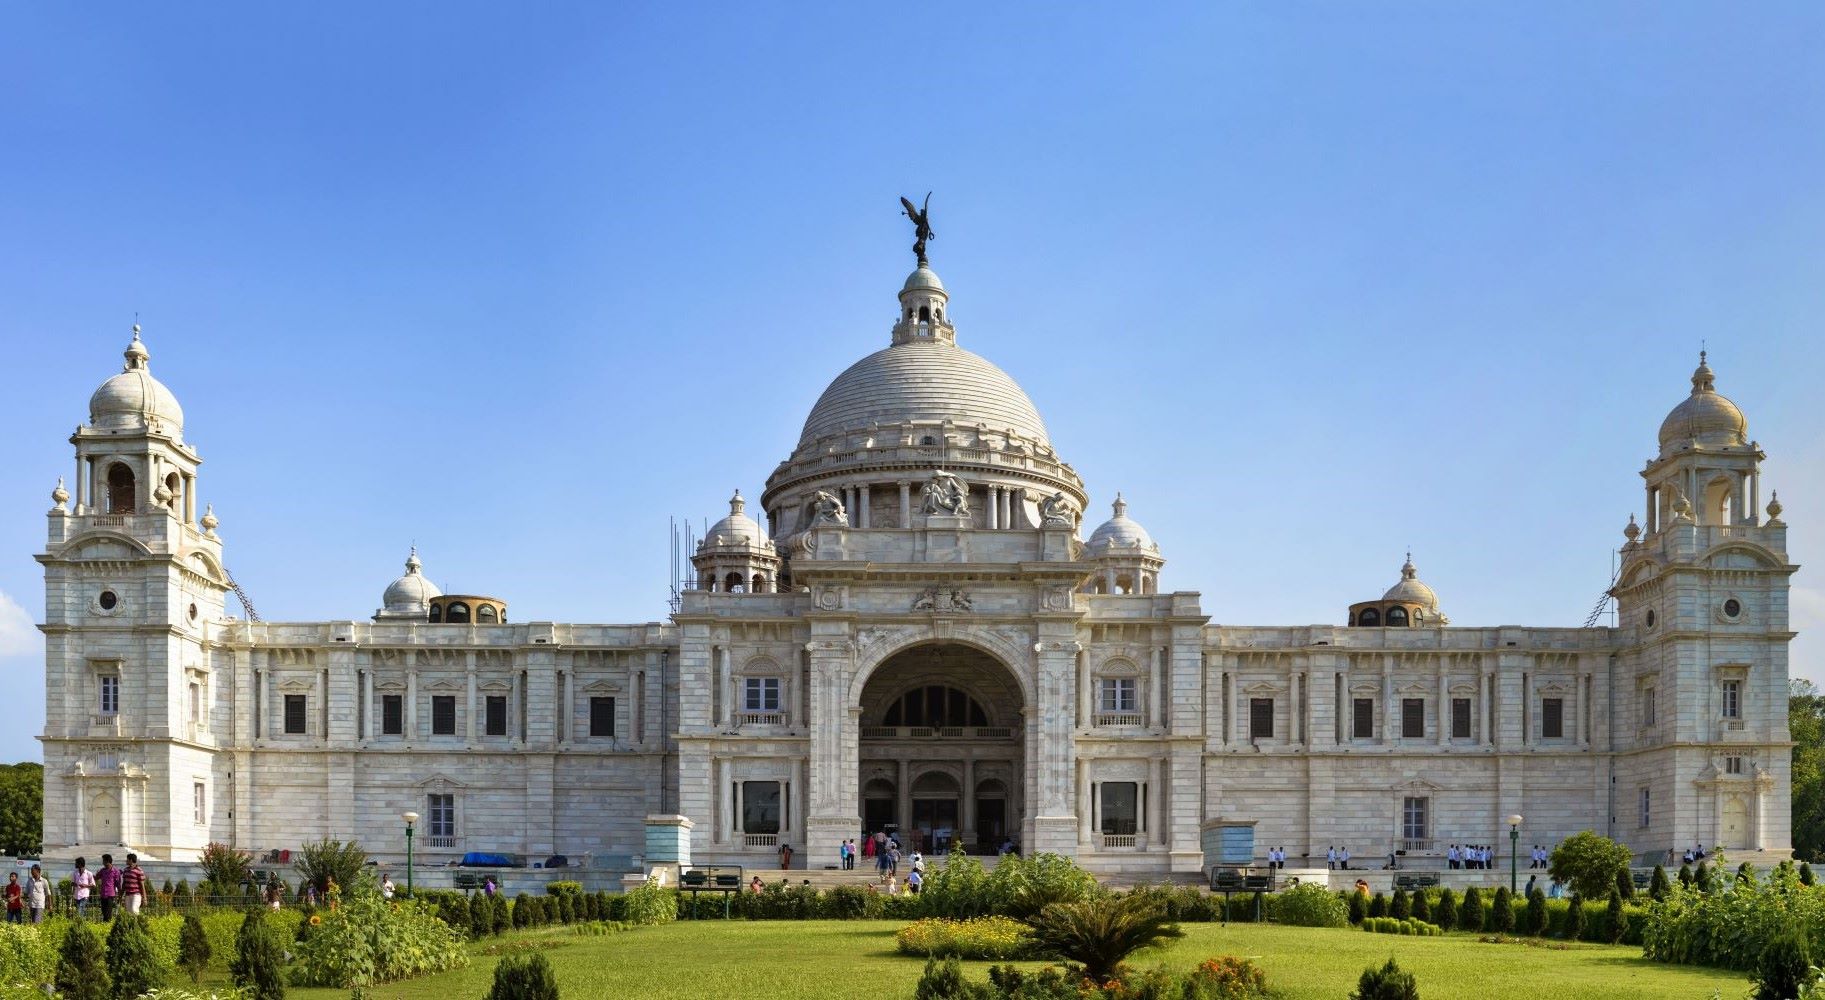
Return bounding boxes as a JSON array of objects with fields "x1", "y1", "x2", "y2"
[
  {"x1": 679, "y1": 865, "x2": 745, "y2": 918},
  {"x1": 1394, "y1": 873, "x2": 1441, "y2": 891},
  {"x1": 1630, "y1": 869, "x2": 1653, "y2": 889},
  {"x1": 452, "y1": 872, "x2": 484, "y2": 890},
  {"x1": 1207, "y1": 866, "x2": 1276, "y2": 924}
]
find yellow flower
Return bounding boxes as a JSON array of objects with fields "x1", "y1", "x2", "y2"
[{"x1": 308, "y1": 914, "x2": 322, "y2": 926}]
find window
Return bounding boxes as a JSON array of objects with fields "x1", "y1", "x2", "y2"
[
  {"x1": 431, "y1": 696, "x2": 456, "y2": 735},
  {"x1": 484, "y1": 695, "x2": 507, "y2": 736},
  {"x1": 283, "y1": 695, "x2": 307, "y2": 735},
  {"x1": 382, "y1": 695, "x2": 404, "y2": 735},
  {"x1": 193, "y1": 782, "x2": 206, "y2": 826},
  {"x1": 1099, "y1": 678, "x2": 1136, "y2": 713},
  {"x1": 1386, "y1": 607, "x2": 1409, "y2": 626},
  {"x1": 1638, "y1": 787, "x2": 1651, "y2": 828},
  {"x1": 881, "y1": 685, "x2": 989, "y2": 728},
  {"x1": 1100, "y1": 782, "x2": 1138, "y2": 835},
  {"x1": 1357, "y1": 608, "x2": 1380, "y2": 627},
  {"x1": 1722, "y1": 681, "x2": 1742, "y2": 719},
  {"x1": 1402, "y1": 698, "x2": 1424, "y2": 738},
  {"x1": 1401, "y1": 796, "x2": 1428, "y2": 842},
  {"x1": 744, "y1": 677, "x2": 781, "y2": 713},
  {"x1": 1451, "y1": 698, "x2": 1471, "y2": 739},
  {"x1": 1353, "y1": 698, "x2": 1374, "y2": 739},
  {"x1": 188, "y1": 682, "x2": 202, "y2": 727},
  {"x1": 590, "y1": 696, "x2": 616, "y2": 737},
  {"x1": 1249, "y1": 698, "x2": 1274, "y2": 740},
  {"x1": 427, "y1": 793, "x2": 455, "y2": 838},
  {"x1": 1541, "y1": 697, "x2": 1564, "y2": 739},
  {"x1": 741, "y1": 781, "x2": 781, "y2": 834},
  {"x1": 477, "y1": 604, "x2": 499, "y2": 624},
  {"x1": 98, "y1": 590, "x2": 118, "y2": 611},
  {"x1": 106, "y1": 463, "x2": 135, "y2": 513},
  {"x1": 446, "y1": 602, "x2": 470, "y2": 624},
  {"x1": 1645, "y1": 609, "x2": 1656, "y2": 628},
  {"x1": 1725, "y1": 755, "x2": 1745, "y2": 775},
  {"x1": 1642, "y1": 688, "x2": 1657, "y2": 728},
  {"x1": 1724, "y1": 598, "x2": 1742, "y2": 619},
  {"x1": 99, "y1": 675, "x2": 120, "y2": 716}
]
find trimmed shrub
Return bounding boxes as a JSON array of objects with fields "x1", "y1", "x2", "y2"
[
  {"x1": 1677, "y1": 863, "x2": 1693, "y2": 888},
  {"x1": 1802, "y1": 862, "x2": 1815, "y2": 887},
  {"x1": 1410, "y1": 890, "x2": 1431, "y2": 924},
  {"x1": 1368, "y1": 893, "x2": 1388, "y2": 919},
  {"x1": 546, "y1": 880, "x2": 583, "y2": 899},
  {"x1": 913, "y1": 957, "x2": 985, "y2": 1000},
  {"x1": 823, "y1": 885, "x2": 871, "y2": 920},
  {"x1": 1739, "y1": 862, "x2": 1758, "y2": 886},
  {"x1": 56, "y1": 919, "x2": 111, "y2": 1000},
  {"x1": 491, "y1": 893, "x2": 509, "y2": 935},
  {"x1": 1361, "y1": 917, "x2": 1444, "y2": 936},
  {"x1": 1649, "y1": 865, "x2": 1671, "y2": 901},
  {"x1": 1754, "y1": 929, "x2": 1814, "y2": 1000},
  {"x1": 1390, "y1": 889, "x2": 1410, "y2": 920},
  {"x1": 230, "y1": 908, "x2": 287, "y2": 1000},
  {"x1": 1347, "y1": 890, "x2": 1366, "y2": 925},
  {"x1": 488, "y1": 951, "x2": 561, "y2": 1000},
  {"x1": 1525, "y1": 888, "x2": 1546, "y2": 936},
  {"x1": 1458, "y1": 887, "x2": 1483, "y2": 933},
  {"x1": 1564, "y1": 895, "x2": 1585, "y2": 941},
  {"x1": 621, "y1": 879, "x2": 677, "y2": 926},
  {"x1": 896, "y1": 917, "x2": 1035, "y2": 960},
  {"x1": 178, "y1": 913, "x2": 212, "y2": 984},
  {"x1": 1605, "y1": 887, "x2": 1626, "y2": 944},
  {"x1": 1272, "y1": 883, "x2": 1348, "y2": 928},
  {"x1": 1491, "y1": 888, "x2": 1515, "y2": 933},
  {"x1": 1351, "y1": 957, "x2": 1420, "y2": 1000},
  {"x1": 1694, "y1": 862, "x2": 1711, "y2": 892},
  {"x1": 1433, "y1": 888, "x2": 1456, "y2": 931},
  {"x1": 106, "y1": 915, "x2": 165, "y2": 1000}
]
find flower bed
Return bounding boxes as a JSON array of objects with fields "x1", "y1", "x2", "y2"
[{"x1": 895, "y1": 916, "x2": 1036, "y2": 960}]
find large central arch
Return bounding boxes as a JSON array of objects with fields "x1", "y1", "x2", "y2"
[{"x1": 854, "y1": 641, "x2": 1026, "y2": 854}]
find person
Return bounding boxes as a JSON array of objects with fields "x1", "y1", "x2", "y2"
[
  {"x1": 4, "y1": 873, "x2": 20, "y2": 924},
  {"x1": 482, "y1": 877, "x2": 496, "y2": 897},
  {"x1": 26, "y1": 865, "x2": 49, "y2": 924},
  {"x1": 1525, "y1": 874, "x2": 1538, "y2": 895},
  {"x1": 1385, "y1": 852, "x2": 1398, "y2": 871},
  {"x1": 875, "y1": 840, "x2": 890, "y2": 875},
  {"x1": 97, "y1": 854, "x2": 120, "y2": 921},
  {"x1": 122, "y1": 853, "x2": 147, "y2": 915},
  {"x1": 72, "y1": 857, "x2": 95, "y2": 918},
  {"x1": 1339, "y1": 846, "x2": 1350, "y2": 870},
  {"x1": 1354, "y1": 878, "x2": 1370, "y2": 897},
  {"x1": 304, "y1": 883, "x2": 318, "y2": 906},
  {"x1": 749, "y1": 875, "x2": 763, "y2": 893},
  {"x1": 838, "y1": 840, "x2": 849, "y2": 870},
  {"x1": 910, "y1": 851, "x2": 924, "y2": 876},
  {"x1": 1445, "y1": 844, "x2": 1457, "y2": 870},
  {"x1": 1326, "y1": 846, "x2": 1337, "y2": 870},
  {"x1": 381, "y1": 874, "x2": 395, "y2": 900},
  {"x1": 779, "y1": 843, "x2": 794, "y2": 870},
  {"x1": 907, "y1": 867, "x2": 923, "y2": 895},
  {"x1": 1548, "y1": 879, "x2": 1564, "y2": 899},
  {"x1": 266, "y1": 876, "x2": 282, "y2": 910},
  {"x1": 888, "y1": 845, "x2": 900, "y2": 877},
  {"x1": 862, "y1": 835, "x2": 875, "y2": 862}
]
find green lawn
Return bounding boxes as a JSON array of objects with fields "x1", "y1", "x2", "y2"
[{"x1": 282, "y1": 920, "x2": 1747, "y2": 1000}]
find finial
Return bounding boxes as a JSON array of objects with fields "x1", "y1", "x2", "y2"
[
  {"x1": 51, "y1": 477, "x2": 69, "y2": 511},
  {"x1": 406, "y1": 546, "x2": 422, "y2": 573},
  {"x1": 1111, "y1": 492, "x2": 1127, "y2": 517},
  {"x1": 123, "y1": 320, "x2": 149, "y2": 370},
  {"x1": 200, "y1": 504, "x2": 218, "y2": 535},
  {"x1": 1767, "y1": 491, "x2": 1784, "y2": 524},
  {"x1": 730, "y1": 489, "x2": 746, "y2": 515},
  {"x1": 1624, "y1": 514, "x2": 1641, "y2": 542},
  {"x1": 900, "y1": 192, "x2": 934, "y2": 267},
  {"x1": 1400, "y1": 552, "x2": 1417, "y2": 579}
]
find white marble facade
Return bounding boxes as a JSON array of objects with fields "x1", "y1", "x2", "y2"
[{"x1": 37, "y1": 261, "x2": 1795, "y2": 875}]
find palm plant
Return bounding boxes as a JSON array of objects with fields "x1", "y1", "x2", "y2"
[{"x1": 1026, "y1": 892, "x2": 1184, "y2": 983}]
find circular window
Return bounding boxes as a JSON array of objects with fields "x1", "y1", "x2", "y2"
[
  {"x1": 188, "y1": 602, "x2": 199, "y2": 622},
  {"x1": 98, "y1": 590, "x2": 118, "y2": 611},
  {"x1": 1645, "y1": 609, "x2": 1656, "y2": 628},
  {"x1": 1724, "y1": 599, "x2": 1742, "y2": 619}
]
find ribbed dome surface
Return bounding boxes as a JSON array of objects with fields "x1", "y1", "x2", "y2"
[
  {"x1": 381, "y1": 549, "x2": 441, "y2": 616},
  {"x1": 90, "y1": 332, "x2": 184, "y2": 434},
  {"x1": 1382, "y1": 556, "x2": 1439, "y2": 610},
  {"x1": 1087, "y1": 495, "x2": 1158, "y2": 554},
  {"x1": 797, "y1": 339, "x2": 1050, "y2": 450},
  {"x1": 1658, "y1": 357, "x2": 1746, "y2": 453}
]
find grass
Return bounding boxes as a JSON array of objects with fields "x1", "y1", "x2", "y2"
[{"x1": 278, "y1": 920, "x2": 1748, "y2": 1000}]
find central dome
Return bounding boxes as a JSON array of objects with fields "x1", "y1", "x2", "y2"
[{"x1": 797, "y1": 339, "x2": 1051, "y2": 452}]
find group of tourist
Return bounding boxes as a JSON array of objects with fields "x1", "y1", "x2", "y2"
[
  {"x1": 1446, "y1": 844, "x2": 1499, "y2": 869},
  {"x1": 1324, "y1": 846, "x2": 1354, "y2": 870},
  {"x1": 1680, "y1": 842, "x2": 1711, "y2": 864},
  {"x1": 1264, "y1": 846, "x2": 1289, "y2": 869},
  {"x1": 15, "y1": 854, "x2": 146, "y2": 923}
]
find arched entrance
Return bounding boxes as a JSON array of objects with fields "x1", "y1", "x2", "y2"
[
  {"x1": 1722, "y1": 796, "x2": 1750, "y2": 849},
  {"x1": 856, "y1": 642, "x2": 1024, "y2": 854},
  {"x1": 89, "y1": 790, "x2": 121, "y2": 844}
]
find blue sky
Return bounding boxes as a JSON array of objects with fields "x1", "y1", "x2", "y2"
[{"x1": 2, "y1": 4, "x2": 1822, "y2": 765}]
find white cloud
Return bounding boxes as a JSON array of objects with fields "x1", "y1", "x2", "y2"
[{"x1": 0, "y1": 591, "x2": 38, "y2": 658}]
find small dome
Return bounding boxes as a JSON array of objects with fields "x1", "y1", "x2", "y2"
[
  {"x1": 701, "y1": 491, "x2": 770, "y2": 548},
  {"x1": 89, "y1": 327, "x2": 184, "y2": 435},
  {"x1": 1658, "y1": 353, "x2": 1747, "y2": 454},
  {"x1": 380, "y1": 547, "x2": 442, "y2": 616},
  {"x1": 1382, "y1": 553, "x2": 1440, "y2": 610},
  {"x1": 902, "y1": 266, "x2": 946, "y2": 293},
  {"x1": 1087, "y1": 494, "x2": 1158, "y2": 555}
]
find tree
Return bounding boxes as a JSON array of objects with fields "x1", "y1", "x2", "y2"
[
  {"x1": 1351, "y1": 958, "x2": 1420, "y2": 1000},
  {"x1": 1347, "y1": 890, "x2": 1366, "y2": 925},
  {"x1": 1677, "y1": 863, "x2": 1693, "y2": 888},
  {"x1": 1548, "y1": 831, "x2": 1633, "y2": 901},
  {"x1": 488, "y1": 952, "x2": 561, "y2": 1000},
  {"x1": 1790, "y1": 679, "x2": 1825, "y2": 861},
  {"x1": 1525, "y1": 888, "x2": 1546, "y2": 936},
  {"x1": 1803, "y1": 862, "x2": 1816, "y2": 887},
  {"x1": 231, "y1": 907, "x2": 288, "y2": 1000},
  {"x1": 179, "y1": 912, "x2": 213, "y2": 984},
  {"x1": 55, "y1": 918, "x2": 111, "y2": 1000},
  {"x1": 1615, "y1": 867, "x2": 1635, "y2": 900},
  {"x1": 105, "y1": 915, "x2": 163, "y2": 1000},
  {"x1": 199, "y1": 842, "x2": 254, "y2": 891},
  {"x1": 1564, "y1": 895, "x2": 1585, "y2": 942},
  {"x1": 1491, "y1": 888, "x2": 1515, "y2": 933},
  {"x1": 293, "y1": 838, "x2": 367, "y2": 896},
  {"x1": 1605, "y1": 887, "x2": 1626, "y2": 944},
  {"x1": 1649, "y1": 864, "x2": 1671, "y2": 901},
  {"x1": 1390, "y1": 888, "x2": 1410, "y2": 920},
  {"x1": 1754, "y1": 929, "x2": 1815, "y2": 1000},
  {"x1": 0, "y1": 762, "x2": 45, "y2": 856},
  {"x1": 1026, "y1": 893, "x2": 1185, "y2": 983},
  {"x1": 1410, "y1": 889, "x2": 1431, "y2": 923},
  {"x1": 1433, "y1": 888, "x2": 1457, "y2": 931},
  {"x1": 1457, "y1": 887, "x2": 1483, "y2": 933}
]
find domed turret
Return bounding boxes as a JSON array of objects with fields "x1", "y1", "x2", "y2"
[
  {"x1": 1658, "y1": 352, "x2": 1747, "y2": 455},
  {"x1": 89, "y1": 326, "x2": 185, "y2": 438},
  {"x1": 1085, "y1": 494, "x2": 1164, "y2": 595},
  {"x1": 693, "y1": 491, "x2": 782, "y2": 593},
  {"x1": 1350, "y1": 553, "x2": 1446, "y2": 627},
  {"x1": 375, "y1": 547, "x2": 442, "y2": 621}
]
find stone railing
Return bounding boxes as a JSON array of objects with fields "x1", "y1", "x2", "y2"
[
  {"x1": 743, "y1": 833, "x2": 778, "y2": 848},
  {"x1": 736, "y1": 712, "x2": 786, "y2": 727},
  {"x1": 425, "y1": 835, "x2": 458, "y2": 849},
  {"x1": 858, "y1": 726, "x2": 1019, "y2": 741},
  {"x1": 1094, "y1": 713, "x2": 1144, "y2": 728},
  {"x1": 1101, "y1": 834, "x2": 1137, "y2": 849},
  {"x1": 1399, "y1": 838, "x2": 1433, "y2": 853}
]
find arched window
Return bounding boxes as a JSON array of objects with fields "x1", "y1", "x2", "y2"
[
  {"x1": 446, "y1": 602, "x2": 470, "y2": 624},
  {"x1": 1358, "y1": 608, "x2": 1381, "y2": 627},
  {"x1": 428, "y1": 604, "x2": 443, "y2": 623},
  {"x1": 919, "y1": 305, "x2": 931, "y2": 322},
  {"x1": 724, "y1": 572, "x2": 744, "y2": 593},
  {"x1": 700, "y1": 572, "x2": 715, "y2": 591},
  {"x1": 1386, "y1": 607, "x2": 1409, "y2": 626},
  {"x1": 476, "y1": 605, "x2": 499, "y2": 624},
  {"x1": 752, "y1": 573, "x2": 767, "y2": 594},
  {"x1": 164, "y1": 473, "x2": 181, "y2": 510},
  {"x1": 881, "y1": 685, "x2": 989, "y2": 728},
  {"x1": 106, "y1": 463, "x2": 135, "y2": 513}
]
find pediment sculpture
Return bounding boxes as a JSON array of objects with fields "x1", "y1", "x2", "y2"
[{"x1": 920, "y1": 470, "x2": 971, "y2": 517}]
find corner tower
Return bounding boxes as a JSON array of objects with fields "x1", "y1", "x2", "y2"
[{"x1": 39, "y1": 326, "x2": 230, "y2": 859}]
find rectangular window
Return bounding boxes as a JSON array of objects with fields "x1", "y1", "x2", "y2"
[
  {"x1": 1638, "y1": 787, "x2": 1651, "y2": 828},
  {"x1": 431, "y1": 695, "x2": 456, "y2": 735},
  {"x1": 744, "y1": 677, "x2": 781, "y2": 713},
  {"x1": 1451, "y1": 697, "x2": 1471, "y2": 739},
  {"x1": 1541, "y1": 697, "x2": 1564, "y2": 739},
  {"x1": 99, "y1": 675, "x2": 120, "y2": 716},
  {"x1": 590, "y1": 696, "x2": 616, "y2": 737},
  {"x1": 427, "y1": 793, "x2": 455, "y2": 838},
  {"x1": 189, "y1": 682, "x2": 202, "y2": 726},
  {"x1": 741, "y1": 780, "x2": 781, "y2": 834},
  {"x1": 193, "y1": 782, "x2": 206, "y2": 826},
  {"x1": 1402, "y1": 698, "x2": 1425, "y2": 739},
  {"x1": 484, "y1": 695, "x2": 507, "y2": 736},
  {"x1": 1401, "y1": 796, "x2": 1428, "y2": 842},
  {"x1": 1726, "y1": 755, "x2": 1744, "y2": 775},
  {"x1": 283, "y1": 695, "x2": 307, "y2": 735},
  {"x1": 1099, "y1": 678, "x2": 1136, "y2": 713},
  {"x1": 1353, "y1": 698, "x2": 1374, "y2": 739},
  {"x1": 1249, "y1": 698, "x2": 1274, "y2": 740},
  {"x1": 1100, "y1": 782, "x2": 1138, "y2": 835},
  {"x1": 1643, "y1": 688, "x2": 1657, "y2": 728},
  {"x1": 1722, "y1": 680, "x2": 1742, "y2": 719},
  {"x1": 382, "y1": 694, "x2": 404, "y2": 735}
]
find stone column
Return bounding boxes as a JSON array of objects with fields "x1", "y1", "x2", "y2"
[
  {"x1": 988, "y1": 487, "x2": 1000, "y2": 529},
  {"x1": 899, "y1": 481, "x2": 911, "y2": 526},
  {"x1": 406, "y1": 668, "x2": 418, "y2": 740},
  {"x1": 1382, "y1": 655, "x2": 1395, "y2": 744},
  {"x1": 1149, "y1": 647, "x2": 1163, "y2": 728},
  {"x1": 1077, "y1": 758, "x2": 1091, "y2": 844},
  {"x1": 1149, "y1": 756, "x2": 1165, "y2": 845},
  {"x1": 961, "y1": 755, "x2": 975, "y2": 848},
  {"x1": 897, "y1": 758, "x2": 911, "y2": 834},
  {"x1": 563, "y1": 671, "x2": 575, "y2": 745},
  {"x1": 805, "y1": 636, "x2": 858, "y2": 870},
  {"x1": 1030, "y1": 637, "x2": 1081, "y2": 853},
  {"x1": 362, "y1": 669, "x2": 373, "y2": 742},
  {"x1": 465, "y1": 652, "x2": 477, "y2": 744},
  {"x1": 1437, "y1": 663, "x2": 1448, "y2": 746},
  {"x1": 74, "y1": 455, "x2": 85, "y2": 510},
  {"x1": 1077, "y1": 649, "x2": 1092, "y2": 727},
  {"x1": 717, "y1": 646, "x2": 731, "y2": 727}
]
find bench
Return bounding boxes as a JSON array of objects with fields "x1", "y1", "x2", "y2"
[
  {"x1": 1630, "y1": 869, "x2": 1653, "y2": 889},
  {"x1": 452, "y1": 872, "x2": 484, "y2": 890},
  {"x1": 1394, "y1": 873, "x2": 1441, "y2": 891},
  {"x1": 678, "y1": 866, "x2": 744, "y2": 918}
]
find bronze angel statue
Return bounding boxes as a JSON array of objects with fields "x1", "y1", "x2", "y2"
[{"x1": 901, "y1": 193, "x2": 934, "y2": 266}]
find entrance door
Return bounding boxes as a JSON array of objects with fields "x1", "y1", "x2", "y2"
[
  {"x1": 1722, "y1": 797, "x2": 1750, "y2": 849},
  {"x1": 862, "y1": 779, "x2": 896, "y2": 836},
  {"x1": 89, "y1": 790, "x2": 121, "y2": 844},
  {"x1": 975, "y1": 798, "x2": 1006, "y2": 850},
  {"x1": 912, "y1": 798, "x2": 959, "y2": 853}
]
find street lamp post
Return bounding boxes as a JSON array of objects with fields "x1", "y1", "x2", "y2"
[
  {"x1": 403, "y1": 811, "x2": 419, "y2": 898},
  {"x1": 1507, "y1": 814, "x2": 1524, "y2": 895}
]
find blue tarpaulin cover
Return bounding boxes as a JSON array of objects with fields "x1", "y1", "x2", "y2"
[{"x1": 459, "y1": 852, "x2": 516, "y2": 867}]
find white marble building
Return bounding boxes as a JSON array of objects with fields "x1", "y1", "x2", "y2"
[{"x1": 36, "y1": 248, "x2": 1795, "y2": 875}]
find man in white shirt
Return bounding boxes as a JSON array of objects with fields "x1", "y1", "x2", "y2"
[
  {"x1": 1326, "y1": 846, "x2": 1337, "y2": 870},
  {"x1": 1339, "y1": 846, "x2": 1351, "y2": 870}
]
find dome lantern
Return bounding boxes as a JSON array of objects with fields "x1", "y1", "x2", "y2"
[
  {"x1": 1085, "y1": 493, "x2": 1164, "y2": 595},
  {"x1": 375, "y1": 546, "x2": 442, "y2": 621}
]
